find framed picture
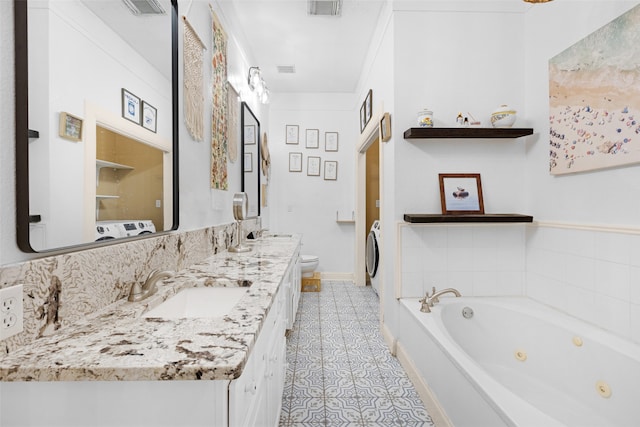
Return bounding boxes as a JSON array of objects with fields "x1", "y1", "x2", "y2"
[
  {"x1": 244, "y1": 152, "x2": 253, "y2": 172},
  {"x1": 324, "y1": 160, "x2": 338, "y2": 181},
  {"x1": 142, "y1": 101, "x2": 157, "y2": 133},
  {"x1": 307, "y1": 156, "x2": 321, "y2": 176},
  {"x1": 244, "y1": 124, "x2": 256, "y2": 144},
  {"x1": 359, "y1": 102, "x2": 366, "y2": 133},
  {"x1": 365, "y1": 89, "x2": 373, "y2": 125},
  {"x1": 305, "y1": 128, "x2": 319, "y2": 149},
  {"x1": 58, "y1": 112, "x2": 83, "y2": 142},
  {"x1": 289, "y1": 152, "x2": 303, "y2": 172},
  {"x1": 380, "y1": 112, "x2": 391, "y2": 142},
  {"x1": 439, "y1": 173, "x2": 484, "y2": 215},
  {"x1": 121, "y1": 88, "x2": 141, "y2": 124},
  {"x1": 286, "y1": 125, "x2": 299, "y2": 144},
  {"x1": 325, "y1": 132, "x2": 339, "y2": 152}
]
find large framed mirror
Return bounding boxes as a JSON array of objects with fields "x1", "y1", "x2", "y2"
[
  {"x1": 241, "y1": 102, "x2": 260, "y2": 218},
  {"x1": 14, "y1": 0, "x2": 179, "y2": 252}
]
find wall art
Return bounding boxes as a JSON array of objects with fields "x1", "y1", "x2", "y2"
[
  {"x1": 121, "y1": 88, "x2": 140, "y2": 124},
  {"x1": 307, "y1": 156, "x2": 321, "y2": 176},
  {"x1": 324, "y1": 160, "x2": 338, "y2": 181},
  {"x1": 549, "y1": 4, "x2": 640, "y2": 175},
  {"x1": 325, "y1": 132, "x2": 339, "y2": 152},
  {"x1": 286, "y1": 125, "x2": 299, "y2": 144},
  {"x1": 244, "y1": 152, "x2": 253, "y2": 172},
  {"x1": 210, "y1": 9, "x2": 228, "y2": 190},
  {"x1": 142, "y1": 101, "x2": 157, "y2": 133},
  {"x1": 183, "y1": 16, "x2": 206, "y2": 142},
  {"x1": 58, "y1": 112, "x2": 83, "y2": 142},
  {"x1": 289, "y1": 152, "x2": 302, "y2": 172},
  {"x1": 227, "y1": 83, "x2": 239, "y2": 162},
  {"x1": 305, "y1": 128, "x2": 319, "y2": 149},
  {"x1": 439, "y1": 173, "x2": 484, "y2": 215},
  {"x1": 244, "y1": 124, "x2": 256, "y2": 145}
]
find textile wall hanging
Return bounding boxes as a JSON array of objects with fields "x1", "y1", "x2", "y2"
[
  {"x1": 549, "y1": 4, "x2": 640, "y2": 175},
  {"x1": 210, "y1": 8, "x2": 228, "y2": 189},
  {"x1": 183, "y1": 16, "x2": 205, "y2": 142},
  {"x1": 227, "y1": 83, "x2": 239, "y2": 163}
]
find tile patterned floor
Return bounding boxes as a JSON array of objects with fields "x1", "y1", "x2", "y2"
[{"x1": 279, "y1": 281, "x2": 435, "y2": 427}]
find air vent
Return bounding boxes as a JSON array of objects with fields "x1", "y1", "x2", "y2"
[
  {"x1": 308, "y1": 0, "x2": 342, "y2": 16},
  {"x1": 122, "y1": 0, "x2": 166, "y2": 15},
  {"x1": 277, "y1": 65, "x2": 296, "y2": 74}
]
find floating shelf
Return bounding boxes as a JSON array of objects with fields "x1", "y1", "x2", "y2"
[
  {"x1": 404, "y1": 214, "x2": 533, "y2": 223},
  {"x1": 403, "y1": 127, "x2": 534, "y2": 139},
  {"x1": 336, "y1": 220, "x2": 355, "y2": 224},
  {"x1": 96, "y1": 159, "x2": 134, "y2": 170},
  {"x1": 28, "y1": 129, "x2": 40, "y2": 139}
]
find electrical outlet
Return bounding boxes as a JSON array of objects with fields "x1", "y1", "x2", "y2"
[{"x1": 0, "y1": 284, "x2": 23, "y2": 340}]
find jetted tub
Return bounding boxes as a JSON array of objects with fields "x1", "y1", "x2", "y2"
[{"x1": 398, "y1": 297, "x2": 640, "y2": 427}]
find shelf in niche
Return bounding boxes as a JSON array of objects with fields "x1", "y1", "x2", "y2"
[
  {"x1": 96, "y1": 159, "x2": 134, "y2": 170},
  {"x1": 96, "y1": 195, "x2": 120, "y2": 200},
  {"x1": 404, "y1": 214, "x2": 533, "y2": 224},
  {"x1": 403, "y1": 127, "x2": 534, "y2": 139},
  {"x1": 336, "y1": 220, "x2": 355, "y2": 224}
]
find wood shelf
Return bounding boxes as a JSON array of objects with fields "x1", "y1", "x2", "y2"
[
  {"x1": 404, "y1": 214, "x2": 533, "y2": 224},
  {"x1": 403, "y1": 127, "x2": 534, "y2": 139}
]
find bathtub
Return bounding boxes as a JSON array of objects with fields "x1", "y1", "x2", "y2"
[{"x1": 398, "y1": 297, "x2": 640, "y2": 427}]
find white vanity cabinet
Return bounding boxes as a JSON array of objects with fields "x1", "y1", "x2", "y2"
[{"x1": 284, "y1": 248, "x2": 301, "y2": 330}]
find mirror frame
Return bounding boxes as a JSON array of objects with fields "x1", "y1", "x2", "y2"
[
  {"x1": 240, "y1": 102, "x2": 260, "y2": 217},
  {"x1": 14, "y1": 0, "x2": 179, "y2": 253}
]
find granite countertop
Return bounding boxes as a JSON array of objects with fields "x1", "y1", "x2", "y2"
[{"x1": 0, "y1": 236, "x2": 300, "y2": 382}]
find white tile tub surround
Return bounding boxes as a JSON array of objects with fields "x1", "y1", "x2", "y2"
[
  {"x1": 526, "y1": 223, "x2": 640, "y2": 344},
  {"x1": 398, "y1": 223, "x2": 526, "y2": 299}
]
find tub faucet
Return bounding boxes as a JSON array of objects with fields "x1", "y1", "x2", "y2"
[
  {"x1": 128, "y1": 269, "x2": 174, "y2": 302},
  {"x1": 420, "y1": 287, "x2": 461, "y2": 313}
]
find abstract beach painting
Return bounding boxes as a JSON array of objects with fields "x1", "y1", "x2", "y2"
[{"x1": 549, "y1": 4, "x2": 640, "y2": 175}]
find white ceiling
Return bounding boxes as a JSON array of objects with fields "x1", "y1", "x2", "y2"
[{"x1": 217, "y1": 0, "x2": 386, "y2": 93}]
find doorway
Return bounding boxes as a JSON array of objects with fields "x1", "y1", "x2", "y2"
[{"x1": 365, "y1": 138, "x2": 380, "y2": 286}]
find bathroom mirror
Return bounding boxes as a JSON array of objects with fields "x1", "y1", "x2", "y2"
[
  {"x1": 241, "y1": 102, "x2": 260, "y2": 218},
  {"x1": 14, "y1": 0, "x2": 179, "y2": 252}
]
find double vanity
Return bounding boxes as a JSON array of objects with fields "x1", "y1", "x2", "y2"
[{"x1": 0, "y1": 234, "x2": 301, "y2": 427}]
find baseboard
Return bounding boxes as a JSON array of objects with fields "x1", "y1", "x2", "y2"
[
  {"x1": 320, "y1": 272, "x2": 354, "y2": 282},
  {"x1": 380, "y1": 322, "x2": 397, "y2": 356},
  {"x1": 396, "y1": 342, "x2": 453, "y2": 427}
]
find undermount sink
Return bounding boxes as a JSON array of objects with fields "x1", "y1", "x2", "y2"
[{"x1": 143, "y1": 287, "x2": 248, "y2": 319}]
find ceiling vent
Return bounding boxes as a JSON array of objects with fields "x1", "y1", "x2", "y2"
[
  {"x1": 277, "y1": 65, "x2": 296, "y2": 74},
  {"x1": 308, "y1": 0, "x2": 342, "y2": 16},
  {"x1": 122, "y1": 0, "x2": 166, "y2": 15}
]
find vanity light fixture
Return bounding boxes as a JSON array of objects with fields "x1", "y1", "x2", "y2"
[
  {"x1": 247, "y1": 66, "x2": 270, "y2": 104},
  {"x1": 122, "y1": 0, "x2": 166, "y2": 15}
]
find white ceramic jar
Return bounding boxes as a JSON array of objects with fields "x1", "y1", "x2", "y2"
[
  {"x1": 490, "y1": 104, "x2": 517, "y2": 128},
  {"x1": 417, "y1": 109, "x2": 434, "y2": 127}
]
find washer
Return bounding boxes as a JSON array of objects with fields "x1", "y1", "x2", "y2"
[
  {"x1": 95, "y1": 221, "x2": 125, "y2": 241},
  {"x1": 119, "y1": 220, "x2": 156, "y2": 237},
  {"x1": 366, "y1": 220, "x2": 381, "y2": 294}
]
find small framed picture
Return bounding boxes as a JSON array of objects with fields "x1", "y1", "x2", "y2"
[
  {"x1": 365, "y1": 89, "x2": 373, "y2": 124},
  {"x1": 142, "y1": 101, "x2": 157, "y2": 133},
  {"x1": 286, "y1": 125, "x2": 299, "y2": 144},
  {"x1": 307, "y1": 156, "x2": 321, "y2": 176},
  {"x1": 305, "y1": 129, "x2": 319, "y2": 149},
  {"x1": 439, "y1": 173, "x2": 484, "y2": 215},
  {"x1": 325, "y1": 132, "x2": 339, "y2": 152},
  {"x1": 289, "y1": 152, "x2": 303, "y2": 172},
  {"x1": 58, "y1": 112, "x2": 83, "y2": 142},
  {"x1": 244, "y1": 124, "x2": 256, "y2": 144},
  {"x1": 380, "y1": 113, "x2": 391, "y2": 142},
  {"x1": 324, "y1": 160, "x2": 338, "y2": 181},
  {"x1": 121, "y1": 88, "x2": 141, "y2": 124},
  {"x1": 359, "y1": 102, "x2": 366, "y2": 133},
  {"x1": 244, "y1": 152, "x2": 253, "y2": 172}
]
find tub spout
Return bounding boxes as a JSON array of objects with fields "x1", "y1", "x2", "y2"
[{"x1": 420, "y1": 287, "x2": 461, "y2": 313}]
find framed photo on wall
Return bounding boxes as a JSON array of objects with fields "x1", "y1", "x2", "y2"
[
  {"x1": 324, "y1": 160, "x2": 338, "y2": 181},
  {"x1": 244, "y1": 152, "x2": 253, "y2": 172},
  {"x1": 365, "y1": 89, "x2": 373, "y2": 124},
  {"x1": 307, "y1": 156, "x2": 321, "y2": 176},
  {"x1": 325, "y1": 132, "x2": 339, "y2": 152},
  {"x1": 58, "y1": 112, "x2": 83, "y2": 142},
  {"x1": 244, "y1": 124, "x2": 256, "y2": 144},
  {"x1": 289, "y1": 152, "x2": 303, "y2": 172},
  {"x1": 286, "y1": 125, "x2": 299, "y2": 144},
  {"x1": 305, "y1": 128, "x2": 319, "y2": 148},
  {"x1": 439, "y1": 173, "x2": 484, "y2": 215},
  {"x1": 121, "y1": 88, "x2": 141, "y2": 124},
  {"x1": 380, "y1": 112, "x2": 391, "y2": 142},
  {"x1": 142, "y1": 101, "x2": 157, "y2": 133},
  {"x1": 359, "y1": 102, "x2": 366, "y2": 133}
]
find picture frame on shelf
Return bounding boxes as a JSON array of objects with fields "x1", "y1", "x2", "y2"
[
  {"x1": 289, "y1": 152, "x2": 303, "y2": 172},
  {"x1": 58, "y1": 112, "x2": 83, "y2": 142},
  {"x1": 307, "y1": 156, "x2": 321, "y2": 176},
  {"x1": 324, "y1": 160, "x2": 338, "y2": 181},
  {"x1": 286, "y1": 124, "x2": 299, "y2": 144},
  {"x1": 325, "y1": 132, "x2": 339, "y2": 152},
  {"x1": 121, "y1": 88, "x2": 141, "y2": 124},
  {"x1": 305, "y1": 128, "x2": 319, "y2": 149},
  {"x1": 244, "y1": 152, "x2": 253, "y2": 172},
  {"x1": 244, "y1": 124, "x2": 256, "y2": 144},
  {"x1": 439, "y1": 173, "x2": 484, "y2": 215},
  {"x1": 142, "y1": 101, "x2": 157, "y2": 133}
]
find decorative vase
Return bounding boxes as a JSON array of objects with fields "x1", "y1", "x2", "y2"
[
  {"x1": 417, "y1": 109, "x2": 434, "y2": 127},
  {"x1": 490, "y1": 104, "x2": 517, "y2": 128}
]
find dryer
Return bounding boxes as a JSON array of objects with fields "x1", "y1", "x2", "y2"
[{"x1": 366, "y1": 220, "x2": 381, "y2": 294}]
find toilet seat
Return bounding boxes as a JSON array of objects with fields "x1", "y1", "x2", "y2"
[{"x1": 301, "y1": 255, "x2": 319, "y2": 263}]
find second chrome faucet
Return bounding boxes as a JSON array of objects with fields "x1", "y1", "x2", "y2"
[{"x1": 419, "y1": 287, "x2": 461, "y2": 313}]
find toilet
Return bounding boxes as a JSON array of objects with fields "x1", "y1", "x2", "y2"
[{"x1": 300, "y1": 254, "x2": 319, "y2": 277}]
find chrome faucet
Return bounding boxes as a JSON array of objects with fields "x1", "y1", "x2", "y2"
[
  {"x1": 128, "y1": 269, "x2": 173, "y2": 302},
  {"x1": 419, "y1": 287, "x2": 461, "y2": 313}
]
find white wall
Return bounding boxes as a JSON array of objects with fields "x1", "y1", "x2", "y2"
[{"x1": 268, "y1": 92, "x2": 356, "y2": 275}]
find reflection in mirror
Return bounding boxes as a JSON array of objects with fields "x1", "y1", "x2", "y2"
[
  {"x1": 15, "y1": 0, "x2": 178, "y2": 252},
  {"x1": 241, "y1": 102, "x2": 260, "y2": 218}
]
